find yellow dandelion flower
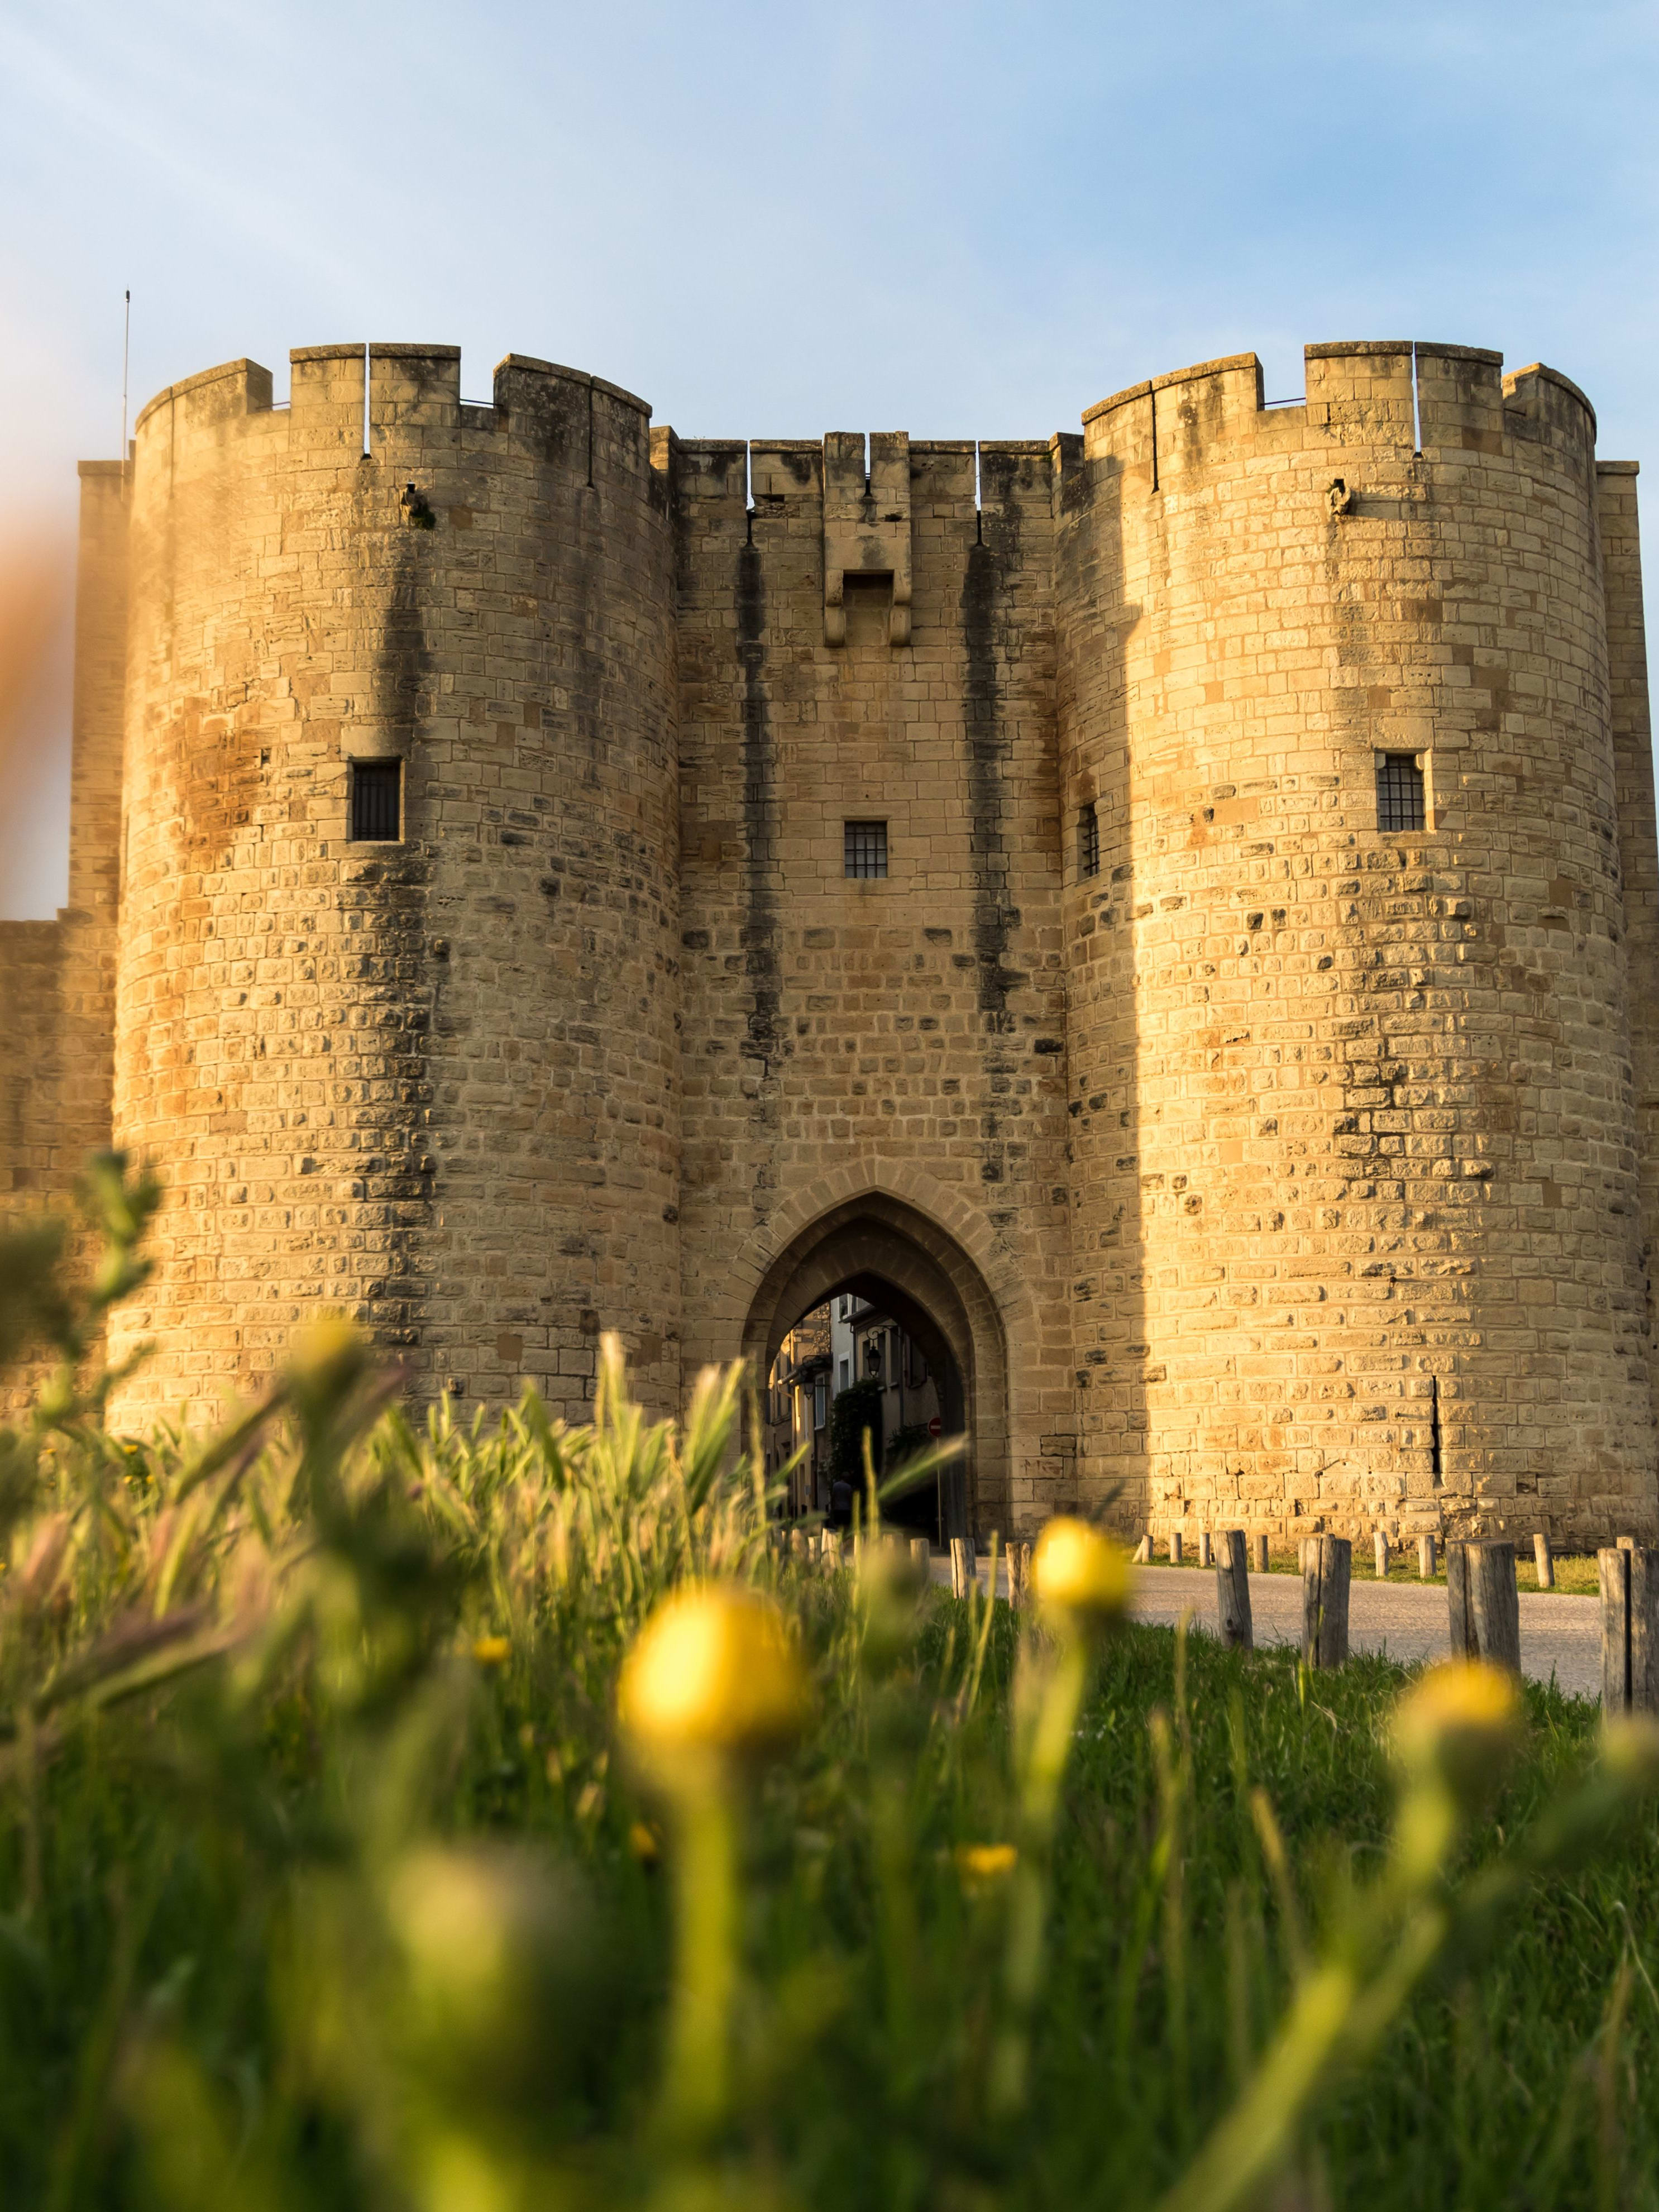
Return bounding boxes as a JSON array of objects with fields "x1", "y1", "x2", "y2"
[
  {"x1": 955, "y1": 1841, "x2": 1019, "y2": 1893},
  {"x1": 1032, "y1": 1517, "x2": 1133, "y2": 1638},
  {"x1": 1391, "y1": 1660, "x2": 1520, "y2": 1798},
  {"x1": 471, "y1": 1635, "x2": 510, "y2": 1667},
  {"x1": 618, "y1": 1584, "x2": 809, "y2": 1777}
]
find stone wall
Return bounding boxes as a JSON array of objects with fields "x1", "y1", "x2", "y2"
[
  {"x1": 3, "y1": 331, "x2": 1653, "y2": 1547},
  {"x1": 1058, "y1": 342, "x2": 1657, "y2": 1548},
  {"x1": 669, "y1": 429, "x2": 1074, "y2": 1534},
  {"x1": 108, "y1": 345, "x2": 677, "y2": 1427}
]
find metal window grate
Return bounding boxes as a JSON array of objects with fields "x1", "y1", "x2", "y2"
[
  {"x1": 844, "y1": 820, "x2": 888, "y2": 878},
  {"x1": 351, "y1": 758, "x2": 402, "y2": 841},
  {"x1": 1375, "y1": 752, "x2": 1426, "y2": 833},
  {"x1": 1078, "y1": 802, "x2": 1100, "y2": 878}
]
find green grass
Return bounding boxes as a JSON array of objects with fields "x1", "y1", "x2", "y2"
[{"x1": 3, "y1": 1160, "x2": 1658, "y2": 2211}]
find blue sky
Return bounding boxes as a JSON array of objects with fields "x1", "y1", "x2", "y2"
[{"x1": 2, "y1": 0, "x2": 1656, "y2": 914}]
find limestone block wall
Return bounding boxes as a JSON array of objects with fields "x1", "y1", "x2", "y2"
[
  {"x1": 108, "y1": 345, "x2": 678, "y2": 1426},
  {"x1": 670, "y1": 430, "x2": 1074, "y2": 1534},
  {"x1": 1059, "y1": 341, "x2": 1657, "y2": 1548},
  {"x1": 1600, "y1": 460, "x2": 1659, "y2": 1434},
  {"x1": 2, "y1": 326, "x2": 1652, "y2": 1549},
  {"x1": 0, "y1": 459, "x2": 127, "y2": 1417}
]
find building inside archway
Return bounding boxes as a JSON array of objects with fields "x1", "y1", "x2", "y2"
[{"x1": 767, "y1": 1292, "x2": 954, "y2": 1542}]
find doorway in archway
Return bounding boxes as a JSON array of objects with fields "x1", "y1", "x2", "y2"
[
  {"x1": 767, "y1": 1286, "x2": 963, "y2": 1542},
  {"x1": 740, "y1": 1191, "x2": 1010, "y2": 1543}
]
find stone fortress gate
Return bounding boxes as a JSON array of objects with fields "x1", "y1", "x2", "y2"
[{"x1": 2, "y1": 337, "x2": 1655, "y2": 1552}]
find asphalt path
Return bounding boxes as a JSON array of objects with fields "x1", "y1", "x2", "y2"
[{"x1": 936, "y1": 1555, "x2": 1604, "y2": 1702}]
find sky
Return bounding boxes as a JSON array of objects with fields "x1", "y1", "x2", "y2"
[{"x1": 1, "y1": 0, "x2": 1656, "y2": 915}]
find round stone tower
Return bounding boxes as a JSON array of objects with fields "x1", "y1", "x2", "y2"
[
  {"x1": 111, "y1": 343, "x2": 679, "y2": 1423},
  {"x1": 1058, "y1": 340, "x2": 1656, "y2": 1547}
]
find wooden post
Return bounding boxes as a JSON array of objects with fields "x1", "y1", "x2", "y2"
[
  {"x1": 1600, "y1": 1545, "x2": 1659, "y2": 1712},
  {"x1": 1374, "y1": 1531, "x2": 1390, "y2": 1580},
  {"x1": 949, "y1": 1534, "x2": 977, "y2": 1599},
  {"x1": 1446, "y1": 1541, "x2": 1476, "y2": 1658},
  {"x1": 1134, "y1": 1534, "x2": 1151, "y2": 1564},
  {"x1": 1533, "y1": 1532, "x2": 1553, "y2": 1590},
  {"x1": 1470, "y1": 1541, "x2": 1520, "y2": 1674},
  {"x1": 1253, "y1": 1533, "x2": 1269, "y2": 1574},
  {"x1": 1301, "y1": 1536, "x2": 1351, "y2": 1669},
  {"x1": 1198, "y1": 1530, "x2": 1213, "y2": 1569},
  {"x1": 1006, "y1": 1540, "x2": 1029, "y2": 1608},
  {"x1": 1633, "y1": 1549, "x2": 1659, "y2": 1712},
  {"x1": 1216, "y1": 1529, "x2": 1253, "y2": 1651},
  {"x1": 1169, "y1": 1532, "x2": 1183, "y2": 1566},
  {"x1": 909, "y1": 1535, "x2": 930, "y2": 1579},
  {"x1": 1418, "y1": 1533, "x2": 1437, "y2": 1580},
  {"x1": 1449, "y1": 1541, "x2": 1519, "y2": 1673},
  {"x1": 1600, "y1": 1547, "x2": 1631, "y2": 1712}
]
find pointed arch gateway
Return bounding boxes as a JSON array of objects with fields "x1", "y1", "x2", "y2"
[{"x1": 738, "y1": 1189, "x2": 1010, "y2": 1539}]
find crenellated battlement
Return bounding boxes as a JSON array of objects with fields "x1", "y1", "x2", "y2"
[{"x1": 1077, "y1": 338, "x2": 1598, "y2": 486}]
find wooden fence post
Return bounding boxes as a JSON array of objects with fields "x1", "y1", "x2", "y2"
[
  {"x1": 1599, "y1": 1545, "x2": 1659, "y2": 1713},
  {"x1": 1169, "y1": 1532, "x2": 1183, "y2": 1566},
  {"x1": 1374, "y1": 1532, "x2": 1390, "y2": 1580},
  {"x1": 1253, "y1": 1533, "x2": 1269, "y2": 1574},
  {"x1": 949, "y1": 1534, "x2": 977, "y2": 1599},
  {"x1": 1446, "y1": 1541, "x2": 1476, "y2": 1657},
  {"x1": 1134, "y1": 1535, "x2": 1151, "y2": 1564},
  {"x1": 909, "y1": 1535, "x2": 931, "y2": 1580},
  {"x1": 1634, "y1": 1550, "x2": 1658, "y2": 1712},
  {"x1": 1198, "y1": 1531, "x2": 1213, "y2": 1569},
  {"x1": 1216, "y1": 1529, "x2": 1253, "y2": 1651},
  {"x1": 1006, "y1": 1540, "x2": 1030, "y2": 1608},
  {"x1": 1471, "y1": 1541, "x2": 1520, "y2": 1674},
  {"x1": 1533, "y1": 1532, "x2": 1553, "y2": 1590},
  {"x1": 1448, "y1": 1540, "x2": 1519, "y2": 1673},
  {"x1": 1418, "y1": 1533, "x2": 1437, "y2": 1580},
  {"x1": 1600, "y1": 1546, "x2": 1630, "y2": 1712},
  {"x1": 1301, "y1": 1536, "x2": 1351, "y2": 1669}
]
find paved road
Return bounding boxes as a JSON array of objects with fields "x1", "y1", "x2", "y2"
[{"x1": 938, "y1": 1555, "x2": 1604, "y2": 1701}]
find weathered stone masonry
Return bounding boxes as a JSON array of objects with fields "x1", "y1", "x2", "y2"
[{"x1": 2, "y1": 336, "x2": 1655, "y2": 1552}]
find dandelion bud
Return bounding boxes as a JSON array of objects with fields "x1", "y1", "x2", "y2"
[
  {"x1": 858, "y1": 1536, "x2": 930, "y2": 1672},
  {"x1": 384, "y1": 1843, "x2": 603, "y2": 2104},
  {"x1": 288, "y1": 1312, "x2": 369, "y2": 1407},
  {"x1": 1032, "y1": 1517, "x2": 1133, "y2": 1640},
  {"x1": 1390, "y1": 1660, "x2": 1520, "y2": 1803},
  {"x1": 1600, "y1": 1712, "x2": 1659, "y2": 1795},
  {"x1": 618, "y1": 1585, "x2": 809, "y2": 1781}
]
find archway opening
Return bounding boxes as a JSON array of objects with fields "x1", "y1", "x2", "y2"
[
  {"x1": 741, "y1": 1192, "x2": 1009, "y2": 1544},
  {"x1": 766, "y1": 1281, "x2": 964, "y2": 1543}
]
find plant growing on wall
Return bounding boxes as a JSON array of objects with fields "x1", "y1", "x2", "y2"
[{"x1": 829, "y1": 1376, "x2": 885, "y2": 1479}]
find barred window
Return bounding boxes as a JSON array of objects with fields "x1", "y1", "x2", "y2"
[
  {"x1": 844, "y1": 820, "x2": 888, "y2": 878},
  {"x1": 1078, "y1": 801, "x2": 1100, "y2": 878},
  {"x1": 350, "y1": 758, "x2": 402, "y2": 841},
  {"x1": 1375, "y1": 753, "x2": 1426, "y2": 833}
]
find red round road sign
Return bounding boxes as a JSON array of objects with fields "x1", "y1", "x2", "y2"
[{"x1": 927, "y1": 1416, "x2": 942, "y2": 1438}]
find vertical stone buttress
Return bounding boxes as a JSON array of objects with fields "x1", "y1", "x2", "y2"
[
  {"x1": 1059, "y1": 342, "x2": 1657, "y2": 1549},
  {"x1": 109, "y1": 347, "x2": 678, "y2": 1424}
]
